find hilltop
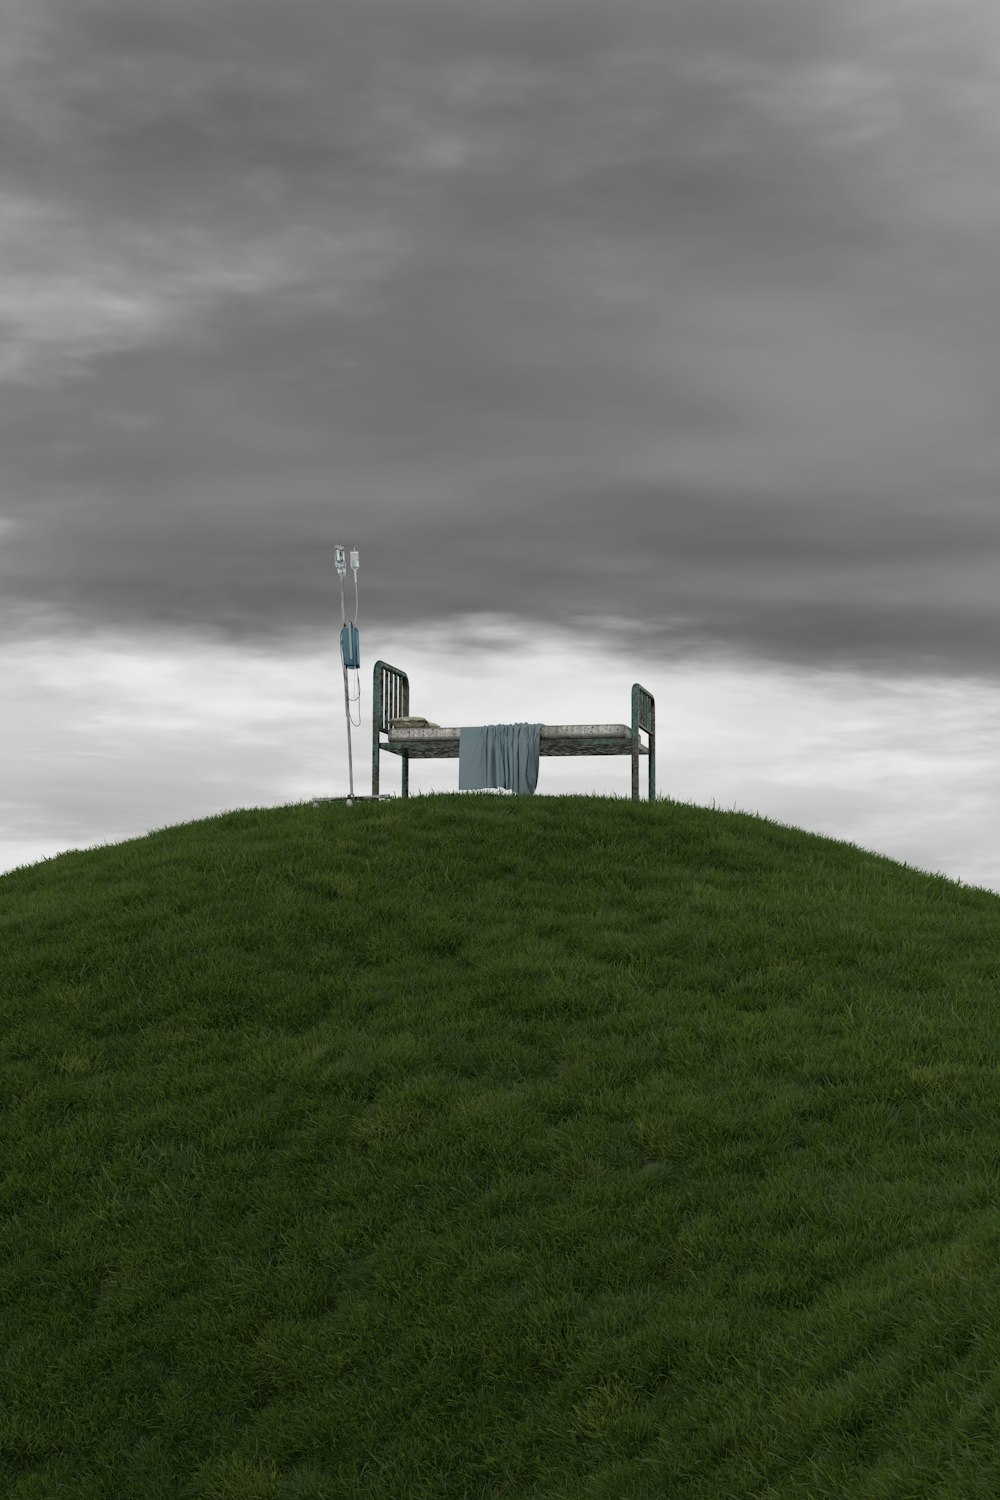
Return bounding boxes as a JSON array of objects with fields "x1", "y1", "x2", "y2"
[{"x1": 2, "y1": 793, "x2": 999, "y2": 1499}]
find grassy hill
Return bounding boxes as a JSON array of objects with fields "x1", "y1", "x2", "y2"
[{"x1": 2, "y1": 791, "x2": 1000, "y2": 1499}]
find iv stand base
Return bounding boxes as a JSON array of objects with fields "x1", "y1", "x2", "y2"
[{"x1": 310, "y1": 795, "x2": 396, "y2": 805}]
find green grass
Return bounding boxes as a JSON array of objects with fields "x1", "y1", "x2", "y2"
[{"x1": 2, "y1": 789, "x2": 1000, "y2": 1499}]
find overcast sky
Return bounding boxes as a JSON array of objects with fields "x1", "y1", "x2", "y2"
[{"x1": 3, "y1": 0, "x2": 1000, "y2": 895}]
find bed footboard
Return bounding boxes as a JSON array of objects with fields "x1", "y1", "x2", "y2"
[{"x1": 632, "y1": 682, "x2": 656, "y2": 801}]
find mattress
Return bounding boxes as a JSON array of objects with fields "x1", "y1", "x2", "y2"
[
  {"x1": 383, "y1": 720, "x2": 646, "y2": 759},
  {"x1": 388, "y1": 721, "x2": 633, "y2": 741}
]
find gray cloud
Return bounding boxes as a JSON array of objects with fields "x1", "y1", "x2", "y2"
[{"x1": 2, "y1": 0, "x2": 1000, "y2": 683}]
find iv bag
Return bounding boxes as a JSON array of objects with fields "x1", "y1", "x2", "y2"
[{"x1": 341, "y1": 623, "x2": 360, "y2": 671}]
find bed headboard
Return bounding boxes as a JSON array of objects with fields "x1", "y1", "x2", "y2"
[
  {"x1": 372, "y1": 660, "x2": 410, "y2": 734},
  {"x1": 371, "y1": 660, "x2": 410, "y2": 799}
]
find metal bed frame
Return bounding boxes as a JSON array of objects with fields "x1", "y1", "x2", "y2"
[{"x1": 371, "y1": 659, "x2": 655, "y2": 801}]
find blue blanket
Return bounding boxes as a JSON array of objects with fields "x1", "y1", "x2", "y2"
[{"x1": 458, "y1": 723, "x2": 542, "y2": 795}]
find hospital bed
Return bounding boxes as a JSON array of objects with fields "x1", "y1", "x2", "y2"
[{"x1": 371, "y1": 659, "x2": 655, "y2": 801}]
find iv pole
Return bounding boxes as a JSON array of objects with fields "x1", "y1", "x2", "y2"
[
  {"x1": 336, "y1": 544, "x2": 360, "y2": 804},
  {"x1": 311, "y1": 544, "x2": 392, "y2": 807}
]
